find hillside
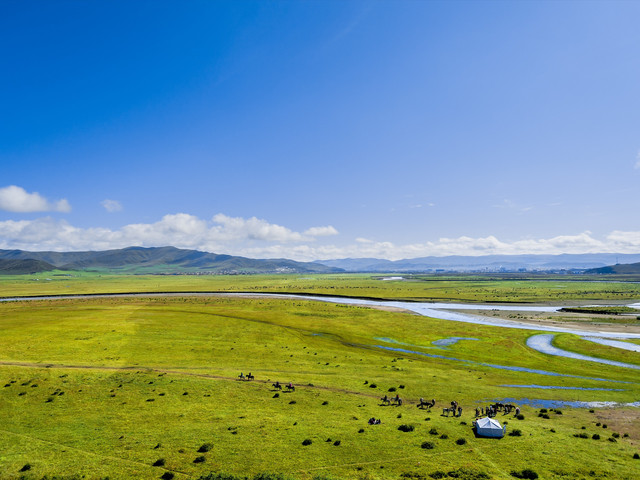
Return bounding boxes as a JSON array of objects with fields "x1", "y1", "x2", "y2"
[
  {"x1": 0, "y1": 247, "x2": 342, "y2": 274},
  {"x1": 586, "y1": 262, "x2": 640, "y2": 274},
  {"x1": 0, "y1": 258, "x2": 57, "y2": 275}
]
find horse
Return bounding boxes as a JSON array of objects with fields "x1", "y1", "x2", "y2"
[
  {"x1": 246, "y1": 373, "x2": 254, "y2": 381},
  {"x1": 380, "y1": 395, "x2": 391, "y2": 405},
  {"x1": 272, "y1": 382, "x2": 282, "y2": 390},
  {"x1": 442, "y1": 407, "x2": 451, "y2": 417},
  {"x1": 285, "y1": 383, "x2": 295, "y2": 392},
  {"x1": 391, "y1": 395, "x2": 402, "y2": 406}
]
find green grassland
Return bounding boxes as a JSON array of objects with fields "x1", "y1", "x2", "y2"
[
  {"x1": 3, "y1": 272, "x2": 640, "y2": 303},
  {"x1": 1, "y1": 289, "x2": 640, "y2": 480}
]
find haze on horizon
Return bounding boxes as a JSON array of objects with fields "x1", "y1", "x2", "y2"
[{"x1": 2, "y1": 1, "x2": 640, "y2": 262}]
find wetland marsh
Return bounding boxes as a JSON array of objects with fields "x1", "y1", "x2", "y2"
[{"x1": 1, "y1": 274, "x2": 639, "y2": 479}]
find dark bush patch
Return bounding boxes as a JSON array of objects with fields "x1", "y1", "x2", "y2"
[
  {"x1": 289, "y1": 400, "x2": 296, "y2": 404},
  {"x1": 612, "y1": 432, "x2": 620, "y2": 438},
  {"x1": 398, "y1": 424, "x2": 415, "y2": 432},
  {"x1": 602, "y1": 424, "x2": 607, "y2": 428},
  {"x1": 146, "y1": 398, "x2": 155, "y2": 402},
  {"x1": 399, "y1": 385, "x2": 405, "y2": 389},
  {"x1": 510, "y1": 469, "x2": 538, "y2": 479},
  {"x1": 624, "y1": 433, "x2": 629, "y2": 437},
  {"x1": 198, "y1": 443, "x2": 213, "y2": 453},
  {"x1": 550, "y1": 429, "x2": 556, "y2": 433},
  {"x1": 428, "y1": 472, "x2": 446, "y2": 479},
  {"x1": 333, "y1": 440, "x2": 341, "y2": 446},
  {"x1": 589, "y1": 409, "x2": 595, "y2": 413},
  {"x1": 19, "y1": 464, "x2": 32, "y2": 472},
  {"x1": 608, "y1": 437, "x2": 617, "y2": 443},
  {"x1": 509, "y1": 429, "x2": 522, "y2": 437},
  {"x1": 326, "y1": 438, "x2": 332, "y2": 442},
  {"x1": 253, "y1": 474, "x2": 287, "y2": 480},
  {"x1": 302, "y1": 439, "x2": 312, "y2": 446},
  {"x1": 161, "y1": 472, "x2": 175, "y2": 480},
  {"x1": 429, "y1": 428, "x2": 439, "y2": 435},
  {"x1": 633, "y1": 453, "x2": 640, "y2": 459},
  {"x1": 322, "y1": 401, "x2": 328, "y2": 405},
  {"x1": 358, "y1": 428, "x2": 365, "y2": 433},
  {"x1": 439, "y1": 434, "x2": 448, "y2": 439},
  {"x1": 154, "y1": 443, "x2": 161, "y2": 449},
  {"x1": 538, "y1": 413, "x2": 550, "y2": 419},
  {"x1": 194, "y1": 455, "x2": 206, "y2": 463},
  {"x1": 183, "y1": 392, "x2": 188, "y2": 395},
  {"x1": 421, "y1": 441, "x2": 435, "y2": 449},
  {"x1": 596, "y1": 422, "x2": 601, "y2": 426},
  {"x1": 515, "y1": 414, "x2": 524, "y2": 420},
  {"x1": 198, "y1": 474, "x2": 241, "y2": 480},
  {"x1": 397, "y1": 413, "x2": 402, "y2": 418},
  {"x1": 554, "y1": 409, "x2": 562, "y2": 415},
  {"x1": 152, "y1": 458, "x2": 165, "y2": 467},
  {"x1": 364, "y1": 380, "x2": 368, "y2": 384},
  {"x1": 539, "y1": 409, "x2": 547, "y2": 414},
  {"x1": 455, "y1": 438, "x2": 466, "y2": 445},
  {"x1": 45, "y1": 397, "x2": 54, "y2": 403},
  {"x1": 574, "y1": 433, "x2": 589, "y2": 439},
  {"x1": 388, "y1": 387, "x2": 397, "y2": 392},
  {"x1": 272, "y1": 393, "x2": 279, "y2": 398},
  {"x1": 592, "y1": 434, "x2": 600, "y2": 440},
  {"x1": 369, "y1": 384, "x2": 377, "y2": 388}
]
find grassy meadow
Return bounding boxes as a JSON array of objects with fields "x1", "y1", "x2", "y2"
[{"x1": 1, "y1": 275, "x2": 640, "y2": 479}]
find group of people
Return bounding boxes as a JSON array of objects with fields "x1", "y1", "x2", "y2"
[
  {"x1": 444, "y1": 400, "x2": 462, "y2": 417},
  {"x1": 475, "y1": 403, "x2": 519, "y2": 418}
]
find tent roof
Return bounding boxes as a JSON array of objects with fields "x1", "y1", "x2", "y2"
[{"x1": 476, "y1": 417, "x2": 503, "y2": 430}]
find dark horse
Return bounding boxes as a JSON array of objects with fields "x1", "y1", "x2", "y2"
[
  {"x1": 246, "y1": 373, "x2": 255, "y2": 381},
  {"x1": 286, "y1": 383, "x2": 295, "y2": 392},
  {"x1": 272, "y1": 381, "x2": 282, "y2": 390}
]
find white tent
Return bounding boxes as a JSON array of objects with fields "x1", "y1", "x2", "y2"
[{"x1": 475, "y1": 417, "x2": 505, "y2": 438}]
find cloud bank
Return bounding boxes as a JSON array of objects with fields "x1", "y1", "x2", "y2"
[
  {"x1": 1, "y1": 213, "x2": 639, "y2": 261},
  {"x1": 0, "y1": 185, "x2": 71, "y2": 213}
]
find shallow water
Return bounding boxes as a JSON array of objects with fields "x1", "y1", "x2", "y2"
[
  {"x1": 526, "y1": 334, "x2": 640, "y2": 370},
  {"x1": 499, "y1": 384, "x2": 625, "y2": 391},
  {"x1": 489, "y1": 397, "x2": 640, "y2": 409},
  {"x1": 372, "y1": 344, "x2": 630, "y2": 383},
  {"x1": 432, "y1": 337, "x2": 479, "y2": 347},
  {"x1": 581, "y1": 336, "x2": 640, "y2": 353}
]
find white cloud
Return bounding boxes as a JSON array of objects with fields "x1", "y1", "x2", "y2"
[
  {"x1": 0, "y1": 185, "x2": 71, "y2": 213},
  {"x1": 303, "y1": 226, "x2": 338, "y2": 237},
  {"x1": 101, "y1": 199, "x2": 122, "y2": 212},
  {"x1": 1, "y1": 213, "x2": 640, "y2": 262}
]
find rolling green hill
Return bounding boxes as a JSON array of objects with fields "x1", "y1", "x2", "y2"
[
  {"x1": 0, "y1": 246, "x2": 342, "y2": 274},
  {"x1": 586, "y1": 262, "x2": 640, "y2": 274},
  {"x1": 0, "y1": 258, "x2": 57, "y2": 275}
]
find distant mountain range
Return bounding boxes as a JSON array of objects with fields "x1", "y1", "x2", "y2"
[
  {"x1": 2, "y1": 248, "x2": 640, "y2": 275},
  {"x1": 315, "y1": 254, "x2": 640, "y2": 273},
  {"x1": 0, "y1": 246, "x2": 342, "y2": 274}
]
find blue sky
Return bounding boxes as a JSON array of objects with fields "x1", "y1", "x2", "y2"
[{"x1": 2, "y1": 0, "x2": 640, "y2": 260}]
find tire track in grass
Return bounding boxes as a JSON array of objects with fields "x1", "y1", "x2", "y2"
[{"x1": 0, "y1": 427, "x2": 191, "y2": 478}]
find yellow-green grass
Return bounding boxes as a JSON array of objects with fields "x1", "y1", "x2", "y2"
[
  {"x1": 3, "y1": 272, "x2": 640, "y2": 303},
  {"x1": 1, "y1": 295, "x2": 640, "y2": 479}
]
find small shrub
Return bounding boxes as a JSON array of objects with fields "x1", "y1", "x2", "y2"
[
  {"x1": 633, "y1": 453, "x2": 640, "y2": 459},
  {"x1": 398, "y1": 424, "x2": 415, "y2": 432},
  {"x1": 333, "y1": 440, "x2": 341, "y2": 446},
  {"x1": 429, "y1": 428, "x2": 438, "y2": 435},
  {"x1": 428, "y1": 472, "x2": 446, "y2": 479},
  {"x1": 539, "y1": 408, "x2": 547, "y2": 414},
  {"x1": 369, "y1": 384, "x2": 377, "y2": 388},
  {"x1": 272, "y1": 393, "x2": 279, "y2": 398},
  {"x1": 358, "y1": 428, "x2": 364, "y2": 433},
  {"x1": 421, "y1": 441, "x2": 435, "y2": 449},
  {"x1": 516, "y1": 414, "x2": 524, "y2": 420},
  {"x1": 152, "y1": 458, "x2": 165, "y2": 467},
  {"x1": 592, "y1": 434, "x2": 600, "y2": 440},
  {"x1": 602, "y1": 424, "x2": 608, "y2": 429},
  {"x1": 550, "y1": 429, "x2": 556, "y2": 433},
  {"x1": 198, "y1": 443, "x2": 213, "y2": 453},
  {"x1": 608, "y1": 437, "x2": 617, "y2": 443},
  {"x1": 455, "y1": 438, "x2": 466, "y2": 445},
  {"x1": 19, "y1": 464, "x2": 32, "y2": 472},
  {"x1": 589, "y1": 409, "x2": 595, "y2": 413},
  {"x1": 574, "y1": 433, "x2": 589, "y2": 439},
  {"x1": 624, "y1": 433, "x2": 629, "y2": 438},
  {"x1": 289, "y1": 400, "x2": 296, "y2": 404},
  {"x1": 596, "y1": 422, "x2": 601, "y2": 426},
  {"x1": 439, "y1": 434, "x2": 448, "y2": 439},
  {"x1": 161, "y1": 473, "x2": 175, "y2": 480},
  {"x1": 322, "y1": 401, "x2": 328, "y2": 405},
  {"x1": 509, "y1": 429, "x2": 522, "y2": 437},
  {"x1": 154, "y1": 443, "x2": 161, "y2": 449},
  {"x1": 510, "y1": 469, "x2": 538, "y2": 479},
  {"x1": 326, "y1": 438, "x2": 332, "y2": 442},
  {"x1": 194, "y1": 455, "x2": 206, "y2": 463},
  {"x1": 399, "y1": 385, "x2": 405, "y2": 389},
  {"x1": 538, "y1": 413, "x2": 550, "y2": 419},
  {"x1": 302, "y1": 439, "x2": 312, "y2": 446},
  {"x1": 612, "y1": 432, "x2": 620, "y2": 438},
  {"x1": 388, "y1": 387, "x2": 397, "y2": 392},
  {"x1": 554, "y1": 409, "x2": 562, "y2": 415}
]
